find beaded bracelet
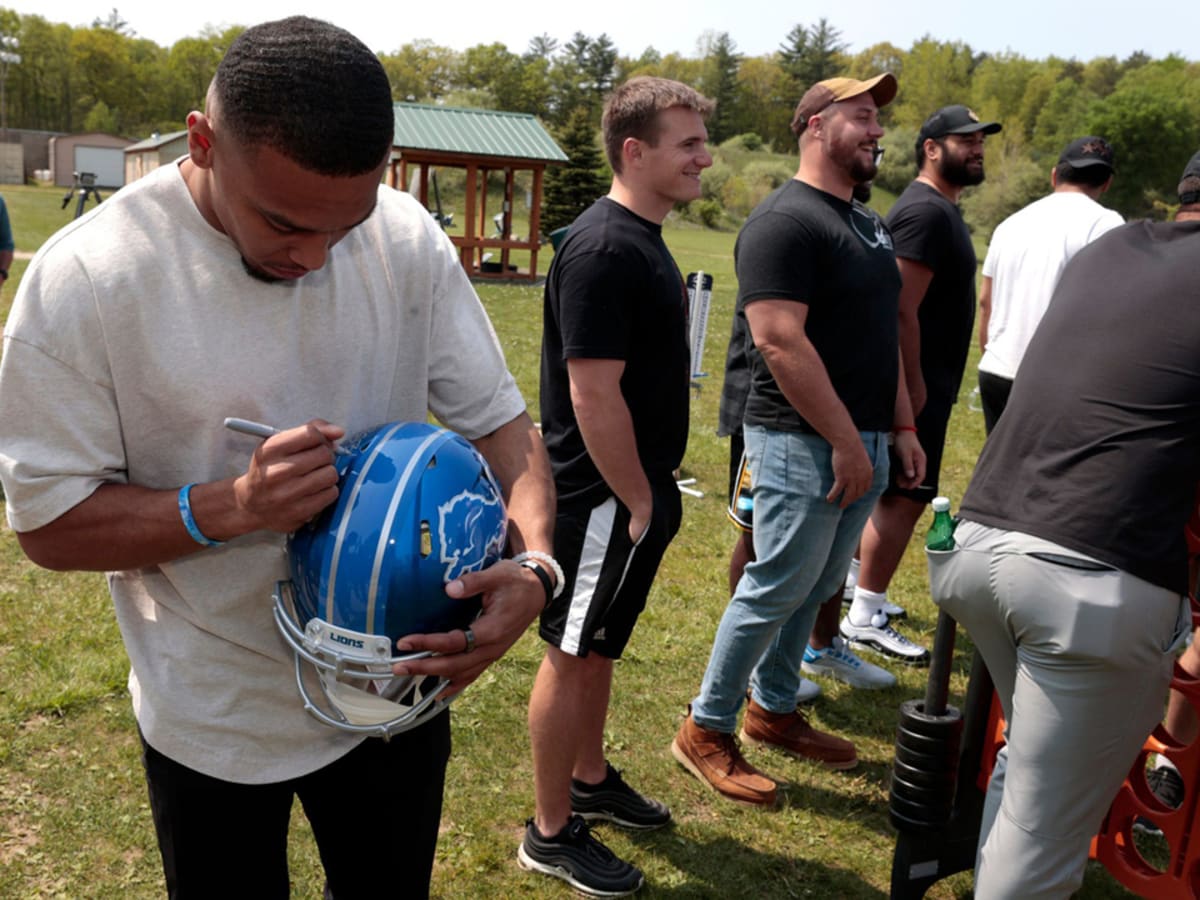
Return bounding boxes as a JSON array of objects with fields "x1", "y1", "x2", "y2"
[
  {"x1": 512, "y1": 550, "x2": 565, "y2": 600},
  {"x1": 178, "y1": 483, "x2": 225, "y2": 547}
]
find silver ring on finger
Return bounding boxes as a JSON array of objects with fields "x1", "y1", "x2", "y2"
[{"x1": 462, "y1": 626, "x2": 475, "y2": 654}]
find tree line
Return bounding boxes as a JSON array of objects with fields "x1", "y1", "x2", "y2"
[{"x1": 5, "y1": 9, "x2": 1198, "y2": 223}]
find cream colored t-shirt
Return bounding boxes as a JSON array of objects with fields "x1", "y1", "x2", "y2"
[{"x1": 0, "y1": 162, "x2": 526, "y2": 783}]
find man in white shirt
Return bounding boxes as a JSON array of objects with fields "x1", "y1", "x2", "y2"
[{"x1": 977, "y1": 136, "x2": 1122, "y2": 432}]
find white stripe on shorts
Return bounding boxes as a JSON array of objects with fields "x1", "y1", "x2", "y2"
[{"x1": 560, "y1": 498, "x2": 618, "y2": 655}]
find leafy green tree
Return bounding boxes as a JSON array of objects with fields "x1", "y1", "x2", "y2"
[
  {"x1": 1088, "y1": 59, "x2": 1200, "y2": 216},
  {"x1": 1081, "y1": 56, "x2": 1121, "y2": 98},
  {"x1": 9, "y1": 15, "x2": 75, "y2": 130},
  {"x1": 83, "y1": 98, "x2": 117, "y2": 133},
  {"x1": 457, "y1": 42, "x2": 550, "y2": 114},
  {"x1": 70, "y1": 26, "x2": 137, "y2": 133},
  {"x1": 1006, "y1": 61, "x2": 1073, "y2": 147},
  {"x1": 541, "y1": 107, "x2": 607, "y2": 234},
  {"x1": 874, "y1": 125, "x2": 919, "y2": 193},
  {"x1": 165, "y1": 36, "x2": 224, "y2": 112},
  {"x1": 380, "y1": 39, "x2": 457, "y2": 104},
  {"x1": 970, "y1": 52, "x2": 1037, "y2": 139},
  {"x1": 735, "y1": 55, "x2": 791, "y2": 152},
  {"x1": 1030, "y1": 79, "x2": 1094, "y2": 157},
  {"x1": 891, "y1": 37, "x2": 976, "y2": 129},
  {"x1": 961, "y1": 143, "x2": 1046, "y2": 239}
]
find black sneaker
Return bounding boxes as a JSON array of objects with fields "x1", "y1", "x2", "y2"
[
  {"x1": 570, "y1": 762, "x2": 671, "y2": 830},
  {"x1": 1135, "y1": 766, "x2": 1185, "y2": 835},
  {"x1": 517, "y1": 815, "x2": 644, "y2": 897}
]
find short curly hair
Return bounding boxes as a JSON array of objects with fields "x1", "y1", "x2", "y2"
[{"x1": 211, "y1": 17, "x2": 393, "y2": 176}]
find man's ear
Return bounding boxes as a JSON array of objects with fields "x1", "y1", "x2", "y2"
[
  {"x1": 186, "y1": 111, "x2": 216, "y2": 168},
  {"x1": 922, "y1": 137, "x2": 940, "y2": 164},
  {"x1": 622, "y1": 135, "x2": 643, "y2": 169}
]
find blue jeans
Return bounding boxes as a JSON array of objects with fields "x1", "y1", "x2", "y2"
[{"x1": 692, "y1": 425, "x2": 889, "y2": 731}]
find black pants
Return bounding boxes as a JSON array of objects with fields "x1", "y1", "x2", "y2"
[
  {"x1": 140, "y1": 710, "x2": 450, "y2": 899},
  {"x1": 978, "y1": 370, "x2": 1013, "y2": 435}
]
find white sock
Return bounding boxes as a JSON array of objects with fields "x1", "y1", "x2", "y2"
[
  {"x1": 849, "y1": 586, "x2": 887, "y2": 626},
  {"x1": 845, "y1": 557, "x2": 861, "y2": 592}
]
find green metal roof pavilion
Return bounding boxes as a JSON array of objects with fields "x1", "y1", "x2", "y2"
[
  {"x1": 391, "y1": 103, "x2": 567, "y2": 164},
  {"x1": 387, "y1": 103, "x2": 568, "y2": 282}
]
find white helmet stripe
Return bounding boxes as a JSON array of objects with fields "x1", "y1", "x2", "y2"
[
  {"x1": 325, "y1": 421, "x2": 408, "y2": 625},
  {"x1": 367, "y1": 427, "x2": 451, "y2": 634}
]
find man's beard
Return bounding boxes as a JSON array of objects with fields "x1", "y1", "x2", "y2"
[
  {"x1": 939, "y1": 153, "x2": 984, "y2": 187},
  {"x1": 831, "y1": 137, "x2": 878, "y2": 184}
]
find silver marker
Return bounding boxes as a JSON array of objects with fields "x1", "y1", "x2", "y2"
[{"x1": 224, "y1": 417, "x2": 351, "y2": 456}]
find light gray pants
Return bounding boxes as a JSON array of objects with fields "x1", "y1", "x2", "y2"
[{"x1": 929, "y1": 519, "x2": 1190, "y2": 900}]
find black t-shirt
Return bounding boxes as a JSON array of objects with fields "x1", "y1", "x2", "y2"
[
  {"x1": 961, "y1": 220, "x2": 1200, "y2": 594},
  {"x1": 539, "y1": 197, "x2": 690, "y2": 505},
  {"x1": 885, "y1": 181, "x2": 977, "y2": 403},
  {"x1": 737, "y1": 180, "x2": 900, "y2": 434}
]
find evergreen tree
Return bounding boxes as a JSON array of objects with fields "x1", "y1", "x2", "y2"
[
  {"x1": 542, "y1": 107, "x2": 607, "y2": 235},
  {"x1": 779, "y1": 19, "x2": 847, "y2": 92},
  {"x1": 701, "y1": 32, "x2": 742, "y2": 144}
]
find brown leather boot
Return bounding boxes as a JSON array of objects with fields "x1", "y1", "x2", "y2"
[
  {"x1": 739, "y1": 698, "x2": 857, "y2": 770},
  {"x1": 671, "y1": 707, "x2": 777, "y2": 807}
]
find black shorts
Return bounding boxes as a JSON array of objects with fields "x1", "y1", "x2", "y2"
[
  {"x1": 884, "y1": 393, "x2": 953, "y2": 503},
  {"x1": 540, "y1": 477, "x2": 683, "y2": 658}
]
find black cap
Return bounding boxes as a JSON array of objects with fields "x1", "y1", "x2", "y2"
[
  {"x1": 918, "y1": 105, "x2": 1002, "y2": 143},
  {"x1": 1059, "y1": 136, "x2": 1115, "y2": 171},
  {"x1": 1179, "y1": 149, "x2": 1200, "y2": 205}
]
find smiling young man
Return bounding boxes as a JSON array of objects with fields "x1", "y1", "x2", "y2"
[
  {"x1": 521, "y1": 77, "x2": 712, "y2": 897},
  {"x1": 672, "y1": 74, "x2": 925, "y2": 806},
  {"x1": 0, "y1": 17, "x2": 555, "y2": 898},
  {"x1": 843, "y1": 105, "x2": 1001, "y2": 666}
]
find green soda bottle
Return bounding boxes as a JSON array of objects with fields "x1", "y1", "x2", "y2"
[{"x1": 926, "y1": 496, "x2": 956, "y2": 551}]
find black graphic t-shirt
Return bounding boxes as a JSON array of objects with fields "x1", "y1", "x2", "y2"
[{"x1": 736, "y1": 179, "x2": 901, "y2": 434}]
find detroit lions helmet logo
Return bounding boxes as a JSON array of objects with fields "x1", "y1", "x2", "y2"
[{"x1": 439, "y1": 487, "x2": 507, "y2": 581}]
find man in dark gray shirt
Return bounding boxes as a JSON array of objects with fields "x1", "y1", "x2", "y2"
[{"x1": 930, "y1": 150, "x2": 1200, "y2": 899}]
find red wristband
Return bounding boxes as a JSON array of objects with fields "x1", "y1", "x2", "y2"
[{"x1": 894, "y1": 425, "x2": 918, "y2": 433}]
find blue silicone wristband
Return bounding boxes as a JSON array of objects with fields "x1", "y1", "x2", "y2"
[{"x1": 178, "y1": 483, "x2": 224, "y2": 547}]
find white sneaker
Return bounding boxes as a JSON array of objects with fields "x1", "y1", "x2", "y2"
[
  {"x1": 794, "y1": 677, "x2": 822, "y2": 704},
  {"x1": 839, "y1": 614, "x2": 930, "y2": 666},
  {"x1": 881, "y1": 599, "x2": 907, "y2": 620},
  {"x1": 802, "y1": 637, "x2": 896, "y2": 689}
]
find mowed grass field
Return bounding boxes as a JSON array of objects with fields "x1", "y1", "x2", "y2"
[{"x1": 0, "y1": 190, "x2": 1145, "y2": 898}]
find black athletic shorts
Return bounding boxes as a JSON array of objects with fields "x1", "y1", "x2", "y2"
[
  {"x1": 884, "y1": 392, "x2": 954, "y2": 503},
  {"x1": 540, "y1": 476, "x2": 682, "y2": 658}
]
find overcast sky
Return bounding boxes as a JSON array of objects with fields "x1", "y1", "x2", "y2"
[{"x1": 7, "y1": 0, "x2": 1191, "y2": 63}]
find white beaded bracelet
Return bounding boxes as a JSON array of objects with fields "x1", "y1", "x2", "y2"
[{"x1": 512, "y1": 550, "x2": 565, "y2": 600}]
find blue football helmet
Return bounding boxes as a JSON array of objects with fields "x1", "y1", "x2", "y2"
[{"x1": 274, "y1": 421, "x2": 507, "y2": 738}]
